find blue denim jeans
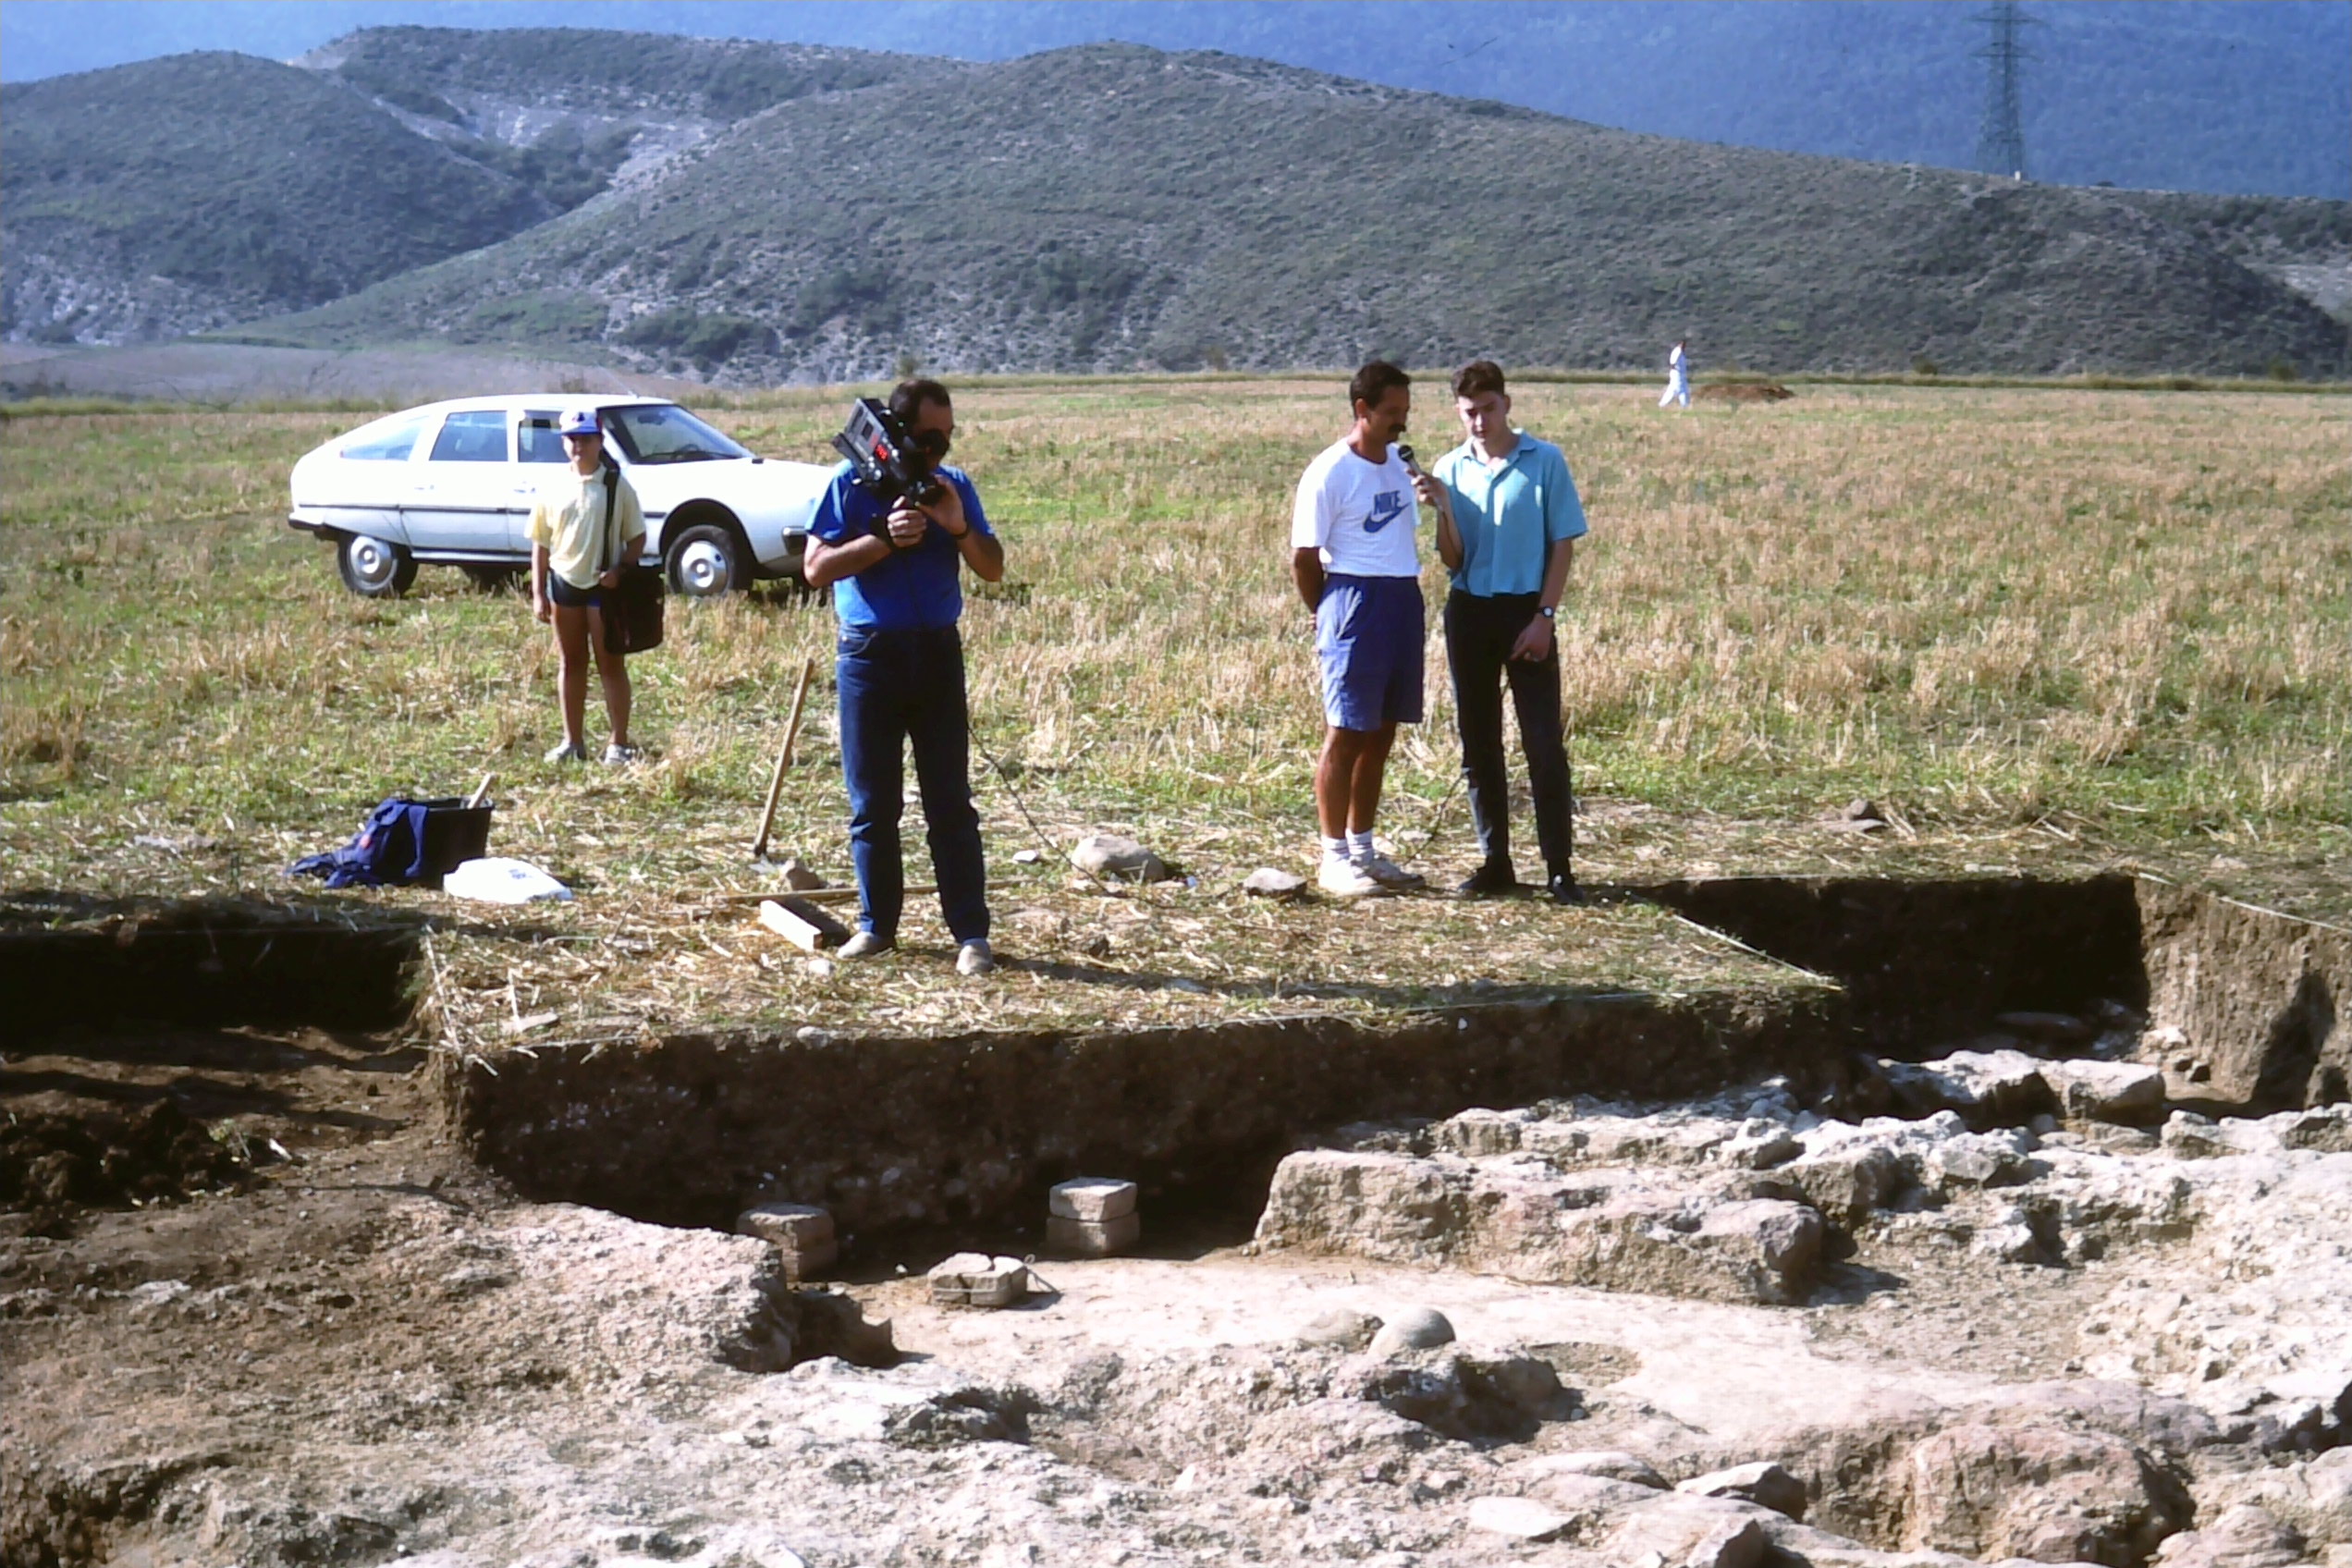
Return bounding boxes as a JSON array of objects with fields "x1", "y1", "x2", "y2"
[{"x1": 836, "y1": 623, "x2": 989, "y2": 945}]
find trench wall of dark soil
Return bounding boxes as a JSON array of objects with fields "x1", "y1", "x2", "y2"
[
  {"x1": 1, "y1": 894, "x2": 419, "y2": 1037},
  {"x1": 432, "y1": 988, "x2": 1856, "y2": 1233},
  {"x1": 1639, "y1": 874, "x2": 2150, "y2": 1053},
  {"x1": 10, "y1": 876, "x2": 2344, "y2": 1243}
]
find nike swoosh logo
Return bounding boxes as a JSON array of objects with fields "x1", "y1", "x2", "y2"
[{"x1": 1365, "y1": 493, "x2": 1408, "y2": 533}]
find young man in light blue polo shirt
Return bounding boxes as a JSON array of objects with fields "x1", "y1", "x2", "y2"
[{"x1": 1425, "y1": 360, "x2": 1589, "y2": 904}]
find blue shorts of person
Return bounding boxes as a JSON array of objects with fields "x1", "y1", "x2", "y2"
[
  {"x1": 548, "y1": 575, "x2": 604, "y2": 610},
  {"x1": 1317, "y1": 573, "x2": 1425, "y2": 731}
]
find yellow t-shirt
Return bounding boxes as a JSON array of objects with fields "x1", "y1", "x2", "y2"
[{"x1": 528, "y1": 467, "x2": 646, "y2": 590}]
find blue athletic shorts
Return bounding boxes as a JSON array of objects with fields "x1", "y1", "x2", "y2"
[{"x1": 1317, "y1": 573, "x2": 1425, "y2": 731}]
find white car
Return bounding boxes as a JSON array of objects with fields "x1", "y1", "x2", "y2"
[{"x1": 288, "y1": 395, "x2": 834, "y2": 597}]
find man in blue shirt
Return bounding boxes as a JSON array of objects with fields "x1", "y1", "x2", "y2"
[
  {"x1": 803, "y1": 379, "x2": 1008, "y2": 974},
  {"x1": 1420, "y1": 361, "x2": 1589, "y2": 904}
]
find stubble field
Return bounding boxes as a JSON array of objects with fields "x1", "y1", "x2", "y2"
[{"x1": 2, "y1": 376, "x2": 2346, "y2": 1035}]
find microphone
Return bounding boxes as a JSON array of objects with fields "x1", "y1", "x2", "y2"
[{"x1": 1395, "y1": 443, "x2": 1423, "y2": 476}]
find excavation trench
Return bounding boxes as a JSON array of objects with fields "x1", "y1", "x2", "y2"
[
  {"x1": 11, "y1": 875, "x2": 2340, "y2": 1241},
  {"x1": 7, "y1": 876, "x2": 2352, "y2": 1568}
]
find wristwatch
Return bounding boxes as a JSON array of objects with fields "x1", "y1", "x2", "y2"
[{"x1": 1537, "y1": 606, "x2": 1557, "y2": 620}]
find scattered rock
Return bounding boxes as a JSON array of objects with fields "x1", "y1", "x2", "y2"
[
  {"x1": 1608, "y1": 1492, "x2": 1773, "y2": 1568},
  {"x1": 1257, "y1": 1149, "x2": 1827, "y2": 1306},
  {"x1": 1012, "y1": 848, "x2": 1042, "y2": 864},
  {"x1": 775, "y1": 857, "x2": 827, "y2": 891},
  {"x1": 1677, "y1": 1461, "x2": 1807, "y2": 1520},
  {"x1": 881, "y1": 1383, "x2": 1035, "y2": 1448},
  {"x1": 1895, "y1": 1423, "x2": 2192, "y2": 1566},
  {"x1": 2152, "y1": 1504, "x2": 2309, "y2": 1568},
  {"x1": 1525, "y1": 1450, "x2": 1668, "y2": 1489},
  {"x1": 926, "y1": 1253, "x2": 1029, "y2": 1309},
  {"x1": 1466, "y1": 1495, "x2": 1574, "y2": 1542},
  {"x1": 1295, "y1": 1308, "x2": 1381, "y2": 1351},
  {"x1": 2042, "y1": 1059, "x2": 2167, "y2": 1125},
  {"x1": 1367, "y1": 1306, "x2": 1455, "y2": 1357},
  {"x1": 1240, "y1": 866, "x2": 1307, "y2": 898},
  {"x1": 1882, "y1": 1049, "x2": 2054, "y2": 1127},
  {"x1": 1070, "y1": 834, "x2": 1167, "y2": 882},
  {"x1": 1819, "y1": 799, "x2": 1886, "y2": 831}
]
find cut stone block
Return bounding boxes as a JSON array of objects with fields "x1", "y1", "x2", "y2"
[
  {"x1": 1049, "y1": 1177, "x2": 1138, "y2": 1221},
  {"x1": 1047, "y1": 1211, "x2": 1140, "y2": 1257},
  {"x1": 927, "y1": 1252, "x2": 1029, "y2": 1308},
  {"x1": 757, "y1": 897, "x2": 852, "y2": 952},
  {"x1": 735, "y1": 1202, "x2": 839, "y2": 1278}
]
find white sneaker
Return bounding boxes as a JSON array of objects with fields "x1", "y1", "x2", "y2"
[
  {"x1": 603, "y1": 742, "x2": 642, "y2": 765},
  {"x1": 956, "y1": 939, "x2": 996, "y2": 976},
  {"x1": 1354, "y1": 852, "x2": 1426, "y2": 890},
  {"x1": 544, "y1": 741, "x2": 587, "y2": 764},
  {"x1": 1317, "y1": 854, "x2": 1383, "y2": 898}
]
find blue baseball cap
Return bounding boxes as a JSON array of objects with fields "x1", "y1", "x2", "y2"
[{"x1": 558, "y1": 407, "x2": 603, "y2": 436}]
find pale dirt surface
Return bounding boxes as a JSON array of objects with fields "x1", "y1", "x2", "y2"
[{"x1": 6, "y1": 1029, "x2": 2351, "y2": 1568}]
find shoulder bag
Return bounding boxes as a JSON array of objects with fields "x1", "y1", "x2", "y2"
[{"x1": 598, "y1": 462, "x2": 666, "y2": 655}]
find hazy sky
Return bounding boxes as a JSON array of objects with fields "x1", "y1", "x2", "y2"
[{"x1": 6, "y1": 1, "x2": 2345, "y2": 196}]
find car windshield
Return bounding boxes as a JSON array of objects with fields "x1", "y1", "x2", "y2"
[{"x1": 603, "y1": 404, "x2": 751, "y2": 465}]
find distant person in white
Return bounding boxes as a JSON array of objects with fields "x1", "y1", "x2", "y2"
[{"x1": 1660, "y1": 338, "x2": 1691, "y2": 409}]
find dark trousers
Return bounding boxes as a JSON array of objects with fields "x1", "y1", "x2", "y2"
[
  {"x1": 836, "y1": 624, "x2": 989, "y2": 944},
  {"x1": 1443, "y1": 588, "x2": 1574, "y2": 876}
]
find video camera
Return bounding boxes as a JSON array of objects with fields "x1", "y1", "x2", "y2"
[{"x1": 830, "y1": 397, "x2": 944, "y2": 509}]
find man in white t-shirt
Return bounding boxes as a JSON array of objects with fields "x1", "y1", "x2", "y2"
[{"x1": 1291, "y1": 361, "x2": 1430, "y2": 896}]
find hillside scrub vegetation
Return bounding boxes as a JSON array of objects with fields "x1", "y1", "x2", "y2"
[
  {"x1": 261, "y1": 44, "x2": 2352, "y2": 384},
  {"x1": 0, "y1": 52, "x2": 552, "y2": 346}
]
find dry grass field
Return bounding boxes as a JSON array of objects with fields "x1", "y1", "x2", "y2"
[{"x1": 3, "y1": 376, "x2": 2346, "y2": 1035}]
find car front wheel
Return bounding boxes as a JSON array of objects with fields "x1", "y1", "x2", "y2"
[
  {"x1": 665, "y1": 521, "x2": 746, "y2": 597},
  {"x1": 337, "y1": 533, "x2": 418, "y2": 597}
]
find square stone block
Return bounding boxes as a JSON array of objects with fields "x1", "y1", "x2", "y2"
[
  {"x1": 928, "y1": 1252, "x2": 1029, "y2": 1308},
  {"x1": 1048, "y1": 1177, "x2": 1138, "y2": 1222},
  {"x1": 736, "y1": 1203, "x2": 839, "y2": 1278},
  {"x1": 1047, "y1": 1211, "x2": 1141, "y2": 1257}
]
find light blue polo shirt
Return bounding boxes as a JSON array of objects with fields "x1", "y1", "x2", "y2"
[{"x1": 1432, "y1": 433, "x2": 1587, "y2": 598}]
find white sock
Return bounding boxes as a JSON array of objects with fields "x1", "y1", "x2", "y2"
[
  {"x1": 1348, "y1": 830, "x2": 1377, "y2": 864},
  {"x1": 1321, "y1": 836, "x2": 1349, "y2": 862}
]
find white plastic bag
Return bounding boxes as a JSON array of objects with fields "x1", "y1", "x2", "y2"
[{"x1": 442, "y1": 857, "x2": 573, "y2": 904}]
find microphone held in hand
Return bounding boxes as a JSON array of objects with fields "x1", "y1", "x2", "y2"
[{"x1": 1395, "y1": 443, "x2": 1423, "y2": 477}]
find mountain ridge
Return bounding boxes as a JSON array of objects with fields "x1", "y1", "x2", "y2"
[
  {"x1": 258, "y1": 40, "x2": 2352, "y2": 381},
  {"x1": 4, "y1": 32, "x2": 2346, "y2": 379}
]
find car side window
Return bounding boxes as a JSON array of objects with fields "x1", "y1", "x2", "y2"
[
  {"x1": 429, "y1": 410, "x2": 511, "y2": 463},
  {"x1": 340, "y1": 417, "x2": 427, "y2": 461},
  {"x1": 519, "y1": 412, "x2": 569, "y2": 464}
]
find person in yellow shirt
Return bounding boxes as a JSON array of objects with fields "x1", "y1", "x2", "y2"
[{"x1": 528, "y1": 407, "x2": 645, "y2": 764}]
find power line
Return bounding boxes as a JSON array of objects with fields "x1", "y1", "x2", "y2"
[{"x1": 1975, "y1": 2, "x2": 2036, "y2": 180}]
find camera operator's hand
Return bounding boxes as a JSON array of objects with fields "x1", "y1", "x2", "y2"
[
  {"x1": 886, "y1": 500, "x2": 931, "y2": 549},
  {"x1": 916, "y1": 480, "x2": 970, "y2": 540}
]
